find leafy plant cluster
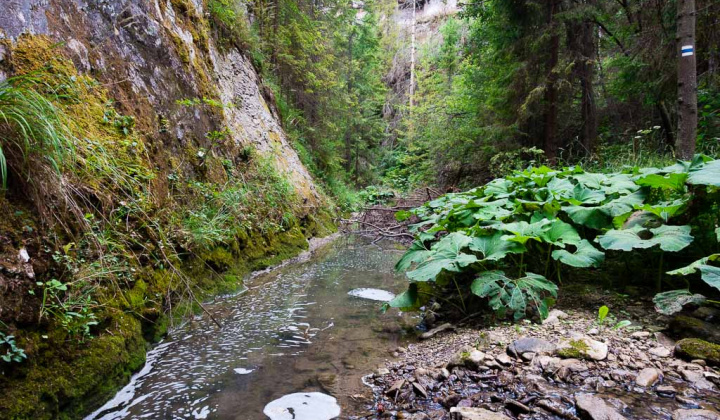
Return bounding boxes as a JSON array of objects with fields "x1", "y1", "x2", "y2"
[
  {"x1": 388, "y1": 156, "x2": 720, "y2": 321},
  {"x1": 0, "y1": 331, "x2": 26, "y2": 364}
]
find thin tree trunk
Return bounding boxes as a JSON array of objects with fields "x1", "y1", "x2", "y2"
[
  {"x1": 580, "y1": 13, "x2": 598, "y2": 155},
  {"x1": 657, "y1": 100, "x2": 675, "y2": 150},
  {"x1": 409, "y1": 0, "x2": 416, "y2": 109},
  {"x1": 676, "y1": 0, "x2": 697, "y2": 159},
  {"x1": 544, "y1": 0, "x2": 559, "y2": 163},
  {"x1": 345, "y1": 29, "x2": 354, "y2": 171}
]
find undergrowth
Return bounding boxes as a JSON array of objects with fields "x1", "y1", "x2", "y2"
[{"x1": 388, "y1": 156, "x2": 720, "y2": 321}]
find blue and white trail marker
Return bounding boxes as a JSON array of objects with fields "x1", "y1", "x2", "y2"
[{"x1": 681, "y1": 45, "x2": 694, "y2": 57}]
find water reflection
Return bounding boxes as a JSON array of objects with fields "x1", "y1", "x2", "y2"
[{"x1": 87, "y1": 236, "x2": 416, "y2": 420}]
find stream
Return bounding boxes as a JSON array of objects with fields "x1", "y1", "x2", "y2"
[{"x1": 86, "y1": 235, "x2": 417, "y2": 420}]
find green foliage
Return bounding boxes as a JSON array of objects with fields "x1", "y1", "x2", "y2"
[
  {"x1": 653, "y1": 290, "x2": 707, "y2": 316},
  {"x1": 390, "y1": 157, "x2": 720, "y2": 320},
  {"x1": 34, "y1": 279, "x2": 99, "y2": 342},
  {"x1": 597, "y1": 305, "x2": 609, "y2": 324},
  {"x1": 471, "y1": 271, "x2": 557, "y2": 320},
  {"x1": 0, "y1": 75, "x2": 75, "y2": 188},
  {"x1": 0, "y1": 331, "x2": 26, "y2": 363}
]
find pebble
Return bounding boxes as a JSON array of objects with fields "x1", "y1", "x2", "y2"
[{"x1": 635, "y1": 367, "x2": 662, "y2": 387}]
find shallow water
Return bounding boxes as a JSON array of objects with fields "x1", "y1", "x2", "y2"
[{"x1": 86, "y1": 236, "x2": 417, "y2": 420}]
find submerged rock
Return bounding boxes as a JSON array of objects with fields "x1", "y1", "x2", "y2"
[
  {"x1": 672, "y1": 409, "x2": 720, "y2": 420},
  {"x1": 449, "y1": 407, "x2": 511, "y2": 420},
  {"x1": 263, "y1": 392, "x2": 341, "y2": 420},
  {"x1": 675, "y1": 338, "x2": 720, "y2": 365}
]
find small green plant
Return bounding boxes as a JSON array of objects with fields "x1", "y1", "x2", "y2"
[
  {"x1": 612, "y1": 320, "x2": 632, "y2": 330},
  {"x1": 0, "y1": 331, "x2": 26, "y2": 363},
  {"x1": 102, "y1": 102, "x2": 135, "y2": 136},
  {"x1": 34, "y1": 279, "x2": 99, "y2": 342},
  {"x1": 176, "y1": 97, "x2": 233, "y2": 108},
  {"x1": 597, "y1": 305, "x2": 609, "y2": 324}
]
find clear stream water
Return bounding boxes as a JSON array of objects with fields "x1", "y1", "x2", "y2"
[{"x1": 86, "y1": 235, "x2": 417, "y2": 420}]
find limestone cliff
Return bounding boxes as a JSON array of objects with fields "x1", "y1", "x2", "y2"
[{"x1": 0, "y1": 1, "x2": 333, "y2": 418}]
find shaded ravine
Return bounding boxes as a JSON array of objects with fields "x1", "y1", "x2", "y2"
[{"x1": 86, "y1": 235, "x2": 418, "y2": 420}]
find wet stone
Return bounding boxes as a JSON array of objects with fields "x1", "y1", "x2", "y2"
[
  {"x1": 672, "y1": 409, "x2": 720, "y2": 420},
  {"x1": 574, "y1": 393, "x2": 627, "y2": 420}
]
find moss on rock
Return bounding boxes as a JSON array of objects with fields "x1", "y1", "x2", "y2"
[{"x1": 675, "y1": 338, "x2": 720, "y2": 365}]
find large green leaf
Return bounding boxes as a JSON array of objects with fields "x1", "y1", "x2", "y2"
[
  {"x1": 471, "y1": 271, "x2": 557, "y2": 320},
  {"x1": 552, "y1": 239, "x2": 605, "y2": 268},
  {"x1": 572, "y1": 173, "x2": 608, "y2": 189},
  {"x1": 667, "y1": 254, "x2": 719, "y2": 276},
  {"x1": 596, "y1": 225, "x2": 694, "y2": 252},
  {"x1": 546, "y1": 177, "x2": 575, "y2": 198},
  {"x1": 653, "y1": 290, "x2": 706, "y2": 316},
  {"x1": 687, "y1": 159, "x2": 720, "y2": 187},
  {"x1": 501, "y1": 220, "x2": 551, "y2": 244},
  {"x1": 395, "y1": 241, "x2": 431, "y2": 272},
  {"x1": 563, "y1": 205, "x2": 612, "y2": 229},
  {"x1": 484, "y1": 178, "x2": 514, "y2": 197},
  {"x1": 406, "y1": 232, "x2": 478, "y2": 281},
  {"x1": 566, "y1": 184, "x2": 606, "y2": 205},
  {"x1": 539, "y1": 219, "x2": 581, "y2": 247},
  {"x1": 384, "y1": 282, "x2": 433, "y2": 311},
  {"x1": 468, "y1": 232, "x2": 525, "y2": 261},
  {"x1": 604, "y1": 174, "x2": 641, "y2": 195},
  {"x1": 699, "y1": 265, "x2": 720, "y2": 292},
  {"x1": 636, "y1": 200, "x2": 688, "y2": 222},
  {"x1": 635, "y1": 172, "x2": 688, "y2": 190}
]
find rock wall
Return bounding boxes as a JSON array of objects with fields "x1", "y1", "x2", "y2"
[
  {"x1": 0, "y1": 1, "x2": 332, "y2": 418},
  {"x1": 0, "y1": 0, "x2": 319, "y2": 206}
]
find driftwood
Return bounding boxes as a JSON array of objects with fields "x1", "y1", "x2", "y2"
[{"x1": 342, "y1": 187, "x2": 444, "y2": 243}]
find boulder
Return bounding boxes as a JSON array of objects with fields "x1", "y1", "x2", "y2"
[
  {"x1": 448, "y1": 347, "x2": 486, "y2": 370},
  {"x1": 670, "y1": 316, "x2": 720, "y2": 344},
  {"x1": 635, "y1": 368, "x2": 662, "y2": 387},
  {"x1": 507, "y1": 338, "x2": 556, "y2": 358},
  {"x1": 649, "y1": 346, "x2": 672, "y2": 358},
  {"x1": 675, "y1": 338, "x2": 720, "y2": 365},
  {"x1": 574, "y1": 394, "x2": 626, "y2": 420},
  {"x1": 557, "y1": 337, "x2": 608, "y2": 361},
  {"x1": 672, "y1": 409, "x2": 720, "y2": 420},
  {"x1": 449, "y1": 407, "x2": 511, "y2": 420}
]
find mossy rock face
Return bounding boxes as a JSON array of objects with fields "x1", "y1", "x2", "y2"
[{"x1": 675, "y1": 338, "x2": 720, "y2": 365}]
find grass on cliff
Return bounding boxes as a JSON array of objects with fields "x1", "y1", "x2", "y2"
[{"x1": 0, "y1": 75, "x2": 74, "y2": 189}]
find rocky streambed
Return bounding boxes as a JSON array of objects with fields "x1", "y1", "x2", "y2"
[{"x1": 361, "y1": 303, "x2": 720, "y2": 420}]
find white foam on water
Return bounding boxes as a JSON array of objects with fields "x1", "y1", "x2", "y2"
[
  {"x1": 233, "y1": 368, "x2": 254, "y2": 375},
  {"x1": 347, "y1": 288, "x2": 395, "y2": 302},
  {"x1": 263, "y1": 392, "x2": 340, "y2": 420}
]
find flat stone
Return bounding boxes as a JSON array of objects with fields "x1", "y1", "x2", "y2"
[
  {"x1": 649, "y1": 347, "x2": 672, "y2": 358},
  {"x1": 543, "y1": 309, "x2": 569, "y2": 325},
  {"x1": 495, "y1": 353, "x2": 513, "y2": 366},
  {"x1": 681, "y1": 369, "x2": 717, "y2": 391},
  {"x1": 449, "y1": 407, "x2": 511, "y2": 420},
  {"x1": 557, "y1": 336, "x2": 608, "y2": 361},
  {"x1": 672, "y1": 409, "x2": 720, "y2": 420},
  {"x1": 655, "y1": 332, "x2": 676, "y2": 348},
  {"x1": 635, "y1": 368, "x2": 662, "y2": 387},
  {"x1": 508, "y1": 338, "x2": 556, "y2": 358},
  {"x1": 631, "y1": 331, "x2": 651, "y2": 339},
  {"x1": 575, "y1": 394, "x2": 626, "y2": 420}
]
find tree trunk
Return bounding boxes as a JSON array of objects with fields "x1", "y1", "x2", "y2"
[
  {"x1": 676, "y1": 0, "x2": 697, "y2": 159},
  {"x1": 544, "y1": 0, "x2": 559, "y2": 163},
  {"x1": 657, "y1": 100, "x2": 675, "y2": 151},
  {"x1": 344, "y1": 29, "x2": 354, "y2": 171},
  {"x1": 409, "y1": 0, "x2": 417, "y2": 109},
  {"x1": 580, "y1": 14, "x2": 598, "y2": 155}
]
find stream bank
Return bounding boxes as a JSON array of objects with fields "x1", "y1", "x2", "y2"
[{"x1": 364, "y1": 290, "x2": 720, "y2": 420}]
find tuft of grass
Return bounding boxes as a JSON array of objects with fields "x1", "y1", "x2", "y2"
[{"x1": 0, "y1": 75, "x2": 75, "y2": 189}]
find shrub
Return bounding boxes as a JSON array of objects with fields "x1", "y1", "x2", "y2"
[{"x1": 387, "y1": 155, "x2": 720, "y2": 321}]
